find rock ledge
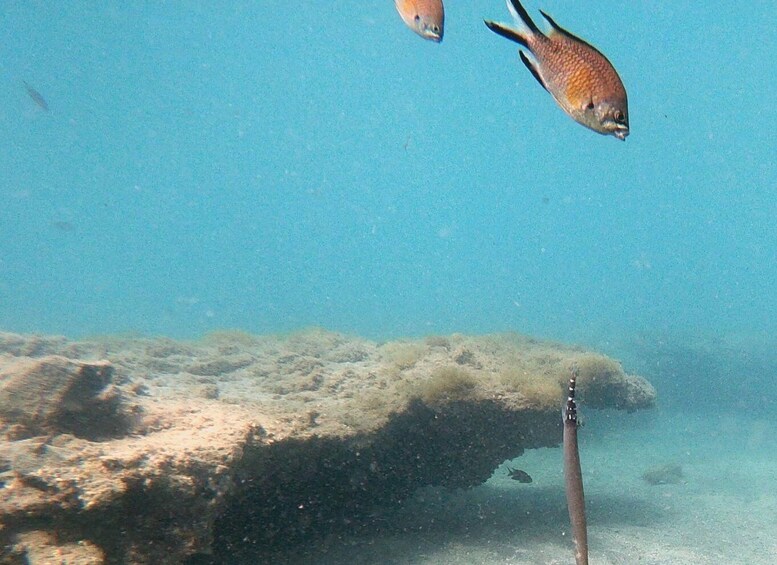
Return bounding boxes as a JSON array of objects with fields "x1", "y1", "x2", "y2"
[{"x1": 0, "y1": 330, "x2": 655, "y2": 564}]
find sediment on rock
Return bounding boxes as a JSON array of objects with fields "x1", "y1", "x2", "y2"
[
  {"x1": 0, "y1": 356, "x2": 129, "y2": 440},
  {"x1": 0, "y1": 329, "x2": 656, "y2": 564}
]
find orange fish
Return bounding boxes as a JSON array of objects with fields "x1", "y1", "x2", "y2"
[
  {"x1": 485, "y1": 0, "x2": 629, "y2": 140},
  {"x1": 395, "y1": 0, "x2": 445, "y2": 43}
]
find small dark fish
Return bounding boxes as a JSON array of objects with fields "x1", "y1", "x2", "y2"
[
  {"x1": 51, "y1": 220, "x2": 75, "y2": 232},
  {"x1": 485, "y1": 0, "x2": 629, "y2": 140},
  {"x1": 23, "y1": 80, "x2": 49, "y2": 112},
  {"x1": 506, "y1": 466, "x2": 533, "y2": 483},
  {"x1": 641, "y1": 463, "x2": 684, "y2": 486}
]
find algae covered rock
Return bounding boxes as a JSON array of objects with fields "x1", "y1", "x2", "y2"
[
  {"x1": 0, "y1": 329, "x2": 656, "y2": 563},
  {"x1": 0, "y1": 355, "x2": 128, "y2": 439}
]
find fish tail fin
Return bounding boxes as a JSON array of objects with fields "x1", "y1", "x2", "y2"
[
  {"x1": 484, "y1": 20, "x2": 529, "y2": 48},
  {"x1": 506, "y1": 0, "x2": 542, "y2": 36}
]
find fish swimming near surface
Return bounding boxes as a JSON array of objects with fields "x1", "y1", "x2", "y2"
[
  {"x1": 484, "y1": 0, "x2": 629, "y2": 140},
  {"x1": 23, "y1": 80, "x2": 49, "y2": 112},
  {"x1": 395, "y1": 0, "x2": 445, "y2": 43},
  {"x1": 506, "y1": 466, "x2": 533, "y2": 483}
]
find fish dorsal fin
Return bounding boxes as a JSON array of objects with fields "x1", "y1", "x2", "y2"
[
  {"x1": 539, "y1": 10, "x2": 602, "y2": 53},
  {"x1": 519, "y1": 51, "x2": 548, "y2": 91}
]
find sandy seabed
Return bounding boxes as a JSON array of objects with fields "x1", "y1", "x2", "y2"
[{"x1": 270, "y1": 410, "x2": 775, "y2": 565}]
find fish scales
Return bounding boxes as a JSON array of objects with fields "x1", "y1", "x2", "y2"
[
  {"x1": 533, "y1": 34, "x2": 625, "y2": 106},
  {"x1": 485, "y1": 0, "x2": 629, "y2": 140}
]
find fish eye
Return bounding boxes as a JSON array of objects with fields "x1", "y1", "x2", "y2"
[
  {"x1": 414, "y1": 14, "x2": 421, "y2": 22},
  {"x1": 614, "y1": 110, "x2": 626, "y2": 123},
  {"x1": 432, "y1": 25, "x2": 440, "y2": 32}
]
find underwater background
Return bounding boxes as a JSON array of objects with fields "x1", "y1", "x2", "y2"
[
  {"x1": 2, "y1": 2, "x2": 777, "y2": 563},
  {"x1": 3, "y1": 0, "x2": 774, "y2": 344}
]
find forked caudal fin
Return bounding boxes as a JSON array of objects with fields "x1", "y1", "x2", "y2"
[
  {"x1": 484, "y1": 0, "x2": 548, "y2": 50},
  {"x1": 483, "y1": 20, "x2": 529, "y2": 48},
  {"x1": 506, "y1": 0, "x2": 542, "y2": 36}
]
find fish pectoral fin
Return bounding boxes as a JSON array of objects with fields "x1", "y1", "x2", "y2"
[
  {"x1": 564, "y1": 76, "x2": 595, "y2": 112},
  {"x1": 519, "y1": 51, "x2": 548, "y2": 91},
  {"x1": 484, "y1": 20, "x2": 529, "y2": 49},
  {"x1": 580, "y1": 97, "x2": 596, "y2": 113}
]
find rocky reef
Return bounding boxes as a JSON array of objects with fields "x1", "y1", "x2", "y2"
[{"x1": 0, "y1": 329, "x2": 655, "y2": 563}]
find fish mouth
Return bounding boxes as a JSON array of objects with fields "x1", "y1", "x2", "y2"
[
  {"x1": 614, "y1": 128, "x2": 629, "y2": 141},
  {"x1": 420, "y1": 26, "x2": 443, "y2": 42}
]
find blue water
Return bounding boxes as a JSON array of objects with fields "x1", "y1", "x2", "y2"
[
  {"x1": 2, "y1": 4, "x2": 777, "y2": 562},
  {"x1": 2, "y1": 2, "x2": 775, "y2": 343}
]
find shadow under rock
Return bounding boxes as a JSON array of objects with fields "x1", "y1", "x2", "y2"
[{"x1": 188, "y1": 482, "x2": 671, "y2": 565}]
